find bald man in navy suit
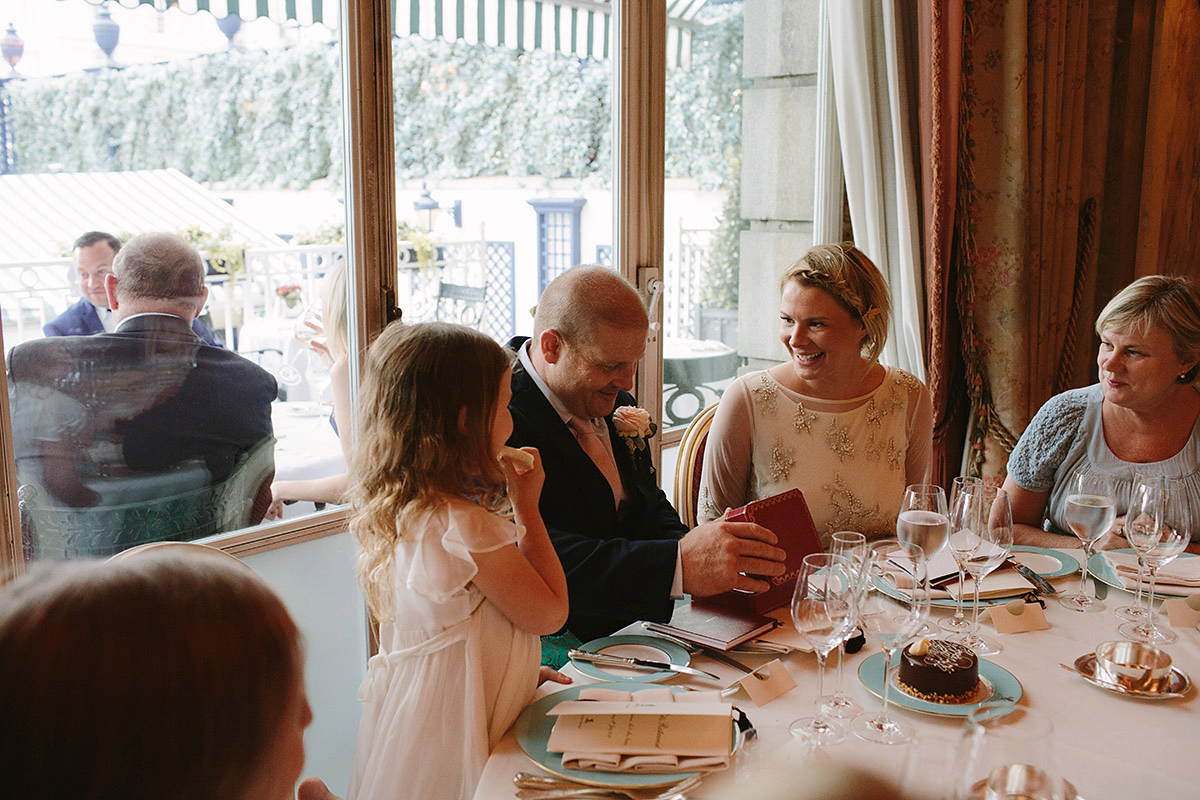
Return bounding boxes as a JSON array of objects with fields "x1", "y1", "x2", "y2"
[{"x1": 506, "y1": 265, "x2": 787, "y2": 642}]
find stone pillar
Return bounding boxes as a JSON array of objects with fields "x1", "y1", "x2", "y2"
[{"x1": 739, "y1": 0, "x2": 821, "y2": 368}]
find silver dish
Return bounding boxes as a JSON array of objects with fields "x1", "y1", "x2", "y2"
[{"x1": 1072, "y1": 653, "x2": 1191, "y2": 699}]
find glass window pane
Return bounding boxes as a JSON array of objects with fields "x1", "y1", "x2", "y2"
[
  {"x1": 388, "y1": 13, "x2": 615, "y2": 345},
  {"x1": 662, "y1": 2, "x2": 747, "y2": 433},
  {"x1": 1, "y1": 0, "x2": 353, "y2": 559}
]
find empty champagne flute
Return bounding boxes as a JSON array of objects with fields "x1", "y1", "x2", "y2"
[
  {"x1": 789, "y1": 553, "x2": 857, "y2": 745},
  {"x1": 851, "y1": 539, "x2": 929, "y2": 745},
  {"x1": 1119, "y1": 486, "x2": 1191, "y2": 644},
  {"x1": 820, "y1": 531, "x2": 867, "y2": 718},
  {"x1": 1059, "y1": 468, "x2": 1116, "y2": 612},
  {"x1": 1116, "y1": 473, "x2": 1168, "y2": 622},
  {"x1": 956, "y1": 485, "x2": 1013, "y2": 656},
  {"x1": 897, "y1": 485, "x2": 949, "y2": 624},
  {"x1": 941, "y1": 476, "x2": 984, "y2": 633}
]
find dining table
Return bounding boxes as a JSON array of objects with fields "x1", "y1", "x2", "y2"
[
  {"x1": 471, "y1": 547, "x2": 1199, "y2": 800},
  {"x1": 270, "y1": 400, "x2": 345, "y2": 519}
]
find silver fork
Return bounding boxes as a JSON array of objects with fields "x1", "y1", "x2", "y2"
[{"x1": 513, "y1": 772, "x2": 702, "y2": 800}]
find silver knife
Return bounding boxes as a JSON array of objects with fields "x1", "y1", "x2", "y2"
[
  {"x1": 1009, "y1": 560, "x2": 1057, "y2": 594},
  {"x1": 568, "y1": 649, "x2": 720, "y2": 680}
]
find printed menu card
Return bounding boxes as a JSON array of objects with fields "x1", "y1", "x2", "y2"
[{"x1": 546, "y1": 687, "x2": 732, "y2": 773}]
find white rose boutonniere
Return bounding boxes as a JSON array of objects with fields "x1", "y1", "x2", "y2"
[{"x1": 612, "y1": 405, "x2": 658, "y2": 471}]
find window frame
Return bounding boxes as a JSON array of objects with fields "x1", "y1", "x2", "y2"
[{"x1": 0, "y1": 0, "x2": 667, "y2": 578}]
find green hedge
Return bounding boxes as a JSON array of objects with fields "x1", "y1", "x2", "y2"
[{"x1": 6, "y1": 7, "x2": 744, "y2": 189}]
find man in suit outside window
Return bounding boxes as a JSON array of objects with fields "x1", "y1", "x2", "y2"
[
  {"x1": 43, "y1": 230, "x2": 221, "y2": 346},
  {"x1": 506, "y1": 265, "x2": 787, "y2": 642}
]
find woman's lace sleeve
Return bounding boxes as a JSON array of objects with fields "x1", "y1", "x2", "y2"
[{"x1": 1005, "y1": 390, "x2": 1090, "y2": 492}]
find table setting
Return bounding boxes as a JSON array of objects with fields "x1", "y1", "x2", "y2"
[{"x1": 474, "y1": 487, "x2": 1198, "y2": 800}]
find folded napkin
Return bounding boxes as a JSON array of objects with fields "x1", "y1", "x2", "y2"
[
  {"x1": 547, "y1": 687, "x2": 731, "y2": 774},
  {"x1": 1102, "y1": 551, "x2": 1200, "y2": 594},
  {"x1": 883, "y1": 561, "x2": 1033, "y2": 600}
]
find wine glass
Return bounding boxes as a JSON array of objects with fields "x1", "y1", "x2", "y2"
[
  {"x1": 851, "y1": 539, "x2": 929, "y2": 745},
  {"x1": 789, "y1": 553, "x2": 857, "y2": 745},
  {"x1": 1058, "y1": 468, "x2": 1117, "y2": 612},
  {"x1": 897, "y1": 485, "x2": 949, "y2": 615},
  {"x1": 941, "y1": 477, "x2": 984, "y2": 633},
  {"x1": 820, "y1": 531, "x2": 867, "y2": 718},
  {"x1": 956, "y1": 486, "x2": 1013, "y2": 656},
  {"x1": 953, "y1": 703, "x2": 1066, "y2": 800},
  {"x1": 275, "y1": 356, "x2": 304, "y2": 404},
  {"x1": 1116, "y1": 473, "x2": 1168, "y2": 622},
  {"x1": 304, "y1": 349, "x2": 333, "y2": 413},
  {"x1": 1119, "y1": 485, "x2": 1191, "y2": 644},
  {"x1": 293, "y1": 303, "x2": 325, "y2": 349}
]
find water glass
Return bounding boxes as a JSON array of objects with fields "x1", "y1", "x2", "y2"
[
  {"x1": 897, "y1": 484, "x2": 949, "y2": 615},
  {"x1": 953, "y1": 703, "x2": 1066, "y2": 800},
  {"x1": 1058, "y1": 468, "x2": 1116, "y2": 612}
]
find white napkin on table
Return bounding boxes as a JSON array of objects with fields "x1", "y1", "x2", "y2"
[
  {"x1": 1101, "y1": 551, "x2": 1200, "y2": 594},
  {"x1": 548, "y1": 687, "x2": 731, "y2": 774}
]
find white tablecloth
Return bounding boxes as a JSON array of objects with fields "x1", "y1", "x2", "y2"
[
  {"x1": 271, "y1": 401, "x2": 345, "y2": 520},
  {"x1": 472, "y1": 554, "x2": 1198, "y2": 800}
]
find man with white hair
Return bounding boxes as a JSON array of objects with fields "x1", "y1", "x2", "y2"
[{"x1": 8, "y1": 233, "x2": 276, "y2": 515}]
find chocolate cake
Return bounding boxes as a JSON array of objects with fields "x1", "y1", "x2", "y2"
[{"x1": 896, "y1": 638, "x2": 979, "y2": 702}]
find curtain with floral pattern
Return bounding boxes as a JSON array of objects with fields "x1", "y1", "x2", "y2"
[{"x1": 923, "y1": 0, "x2": 1120, "y2": 481}]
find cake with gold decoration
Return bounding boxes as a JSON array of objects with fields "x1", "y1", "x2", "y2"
[{"x1": 896, "y1": 638, "x2": 979, "y2": 702}]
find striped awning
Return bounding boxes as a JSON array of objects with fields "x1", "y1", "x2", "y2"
[{"x1": 88, "y1": 0, "x2": 708, "y2": 66}]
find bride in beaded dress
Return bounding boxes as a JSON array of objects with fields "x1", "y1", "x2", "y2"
[{"x1": 697, "y1": 242, "x2": 933, "y2": 546}]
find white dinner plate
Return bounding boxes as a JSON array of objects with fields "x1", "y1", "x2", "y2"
[
  {"x1": 875, "y1": 546, "x2": 1078, "y2": 608},
  {"x1": 514, "y1": 683, "x2": 741, "y2": 788},
  {"x1": 570, "y1": 635, "x2": 692, "y2": 682},
  {"x1": 1088, "y1": 549, "x2": 1199, "y2": 598}
]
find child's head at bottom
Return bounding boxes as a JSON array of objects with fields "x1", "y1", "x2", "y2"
[{"x1": 355, "y1": 320, "x2": 515, "y2": 510}]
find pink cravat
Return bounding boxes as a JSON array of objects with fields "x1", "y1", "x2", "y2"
[{"x1": 569, "y1": 416, "x2": 625, "y2": 507}]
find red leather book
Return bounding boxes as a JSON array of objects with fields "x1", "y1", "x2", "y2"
[{"x1": 699, "y1": 488, "x2": 822, "y2": 615}]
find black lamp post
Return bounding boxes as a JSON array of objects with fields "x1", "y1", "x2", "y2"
[{"x1": 413, "y1": 183, "x2": 463, "y2": 232}]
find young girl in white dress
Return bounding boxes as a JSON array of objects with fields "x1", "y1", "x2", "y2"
[{"x1": 346, "y1": 322, "x2": 570, "y2": 800}]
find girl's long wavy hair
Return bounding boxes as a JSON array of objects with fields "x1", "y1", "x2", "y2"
[{"x1": 351, "y1": 321, "x2": 514, "y2": 620}]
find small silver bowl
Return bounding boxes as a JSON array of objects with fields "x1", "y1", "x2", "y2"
[{"x1": 1093, "y1": 640, "x2": 1172, "y2": 692}]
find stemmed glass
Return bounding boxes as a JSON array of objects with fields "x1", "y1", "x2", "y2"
[
  {"x1": 941, "y1": 477, "x2": 984, "y2": 633},
  {"x1": 953, "y1": 703, "x2": 1066, "y2": 800},
  {"x1": 789, "y1": 553, "x2": 857, "y2": 746},
  {"x1": 955, "y1": 485, "x2": 1013, "y2": 656},
  {"x1": 851, "y1": 539, "x2": 929, "y2": 745},
  {"x1": 1119, "y1": 486, "x2": 1191, "y2": 644},
  {"x1": 897, "y1": 484, "x2": 949, "y2": 619},
  {"x1": 304, "y1": 349, "x2": 333, "y2": 412},
  {"x1": 820, "y1": 531, "x2": 868, "y2": 718},
  {"x1": 1059, "y1": 468, "x2": 1116, "y2": 612},
  {"x1": 1116, "y1": 473, "x2": 1168, "y2": 623}
]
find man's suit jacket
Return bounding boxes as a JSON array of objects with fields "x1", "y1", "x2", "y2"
[
  {"x1": 44, "y1": 297, "x2": 222, "y2": 347},
  {"x1": 10, "y1": 315, "x2": 276, "y2": 486},
  {"x1": 507, "y1": 338, "x2": 688, "y2": 641}
]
